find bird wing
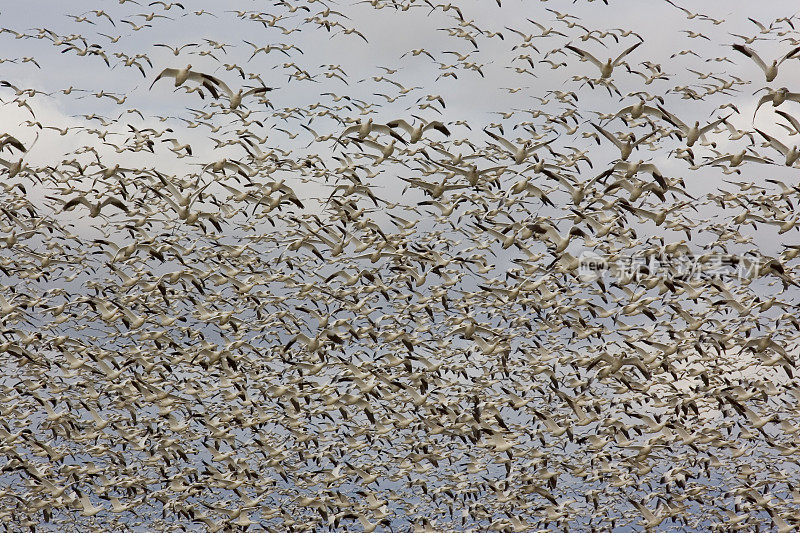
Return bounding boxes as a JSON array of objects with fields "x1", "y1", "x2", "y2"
[
  {"x1": 155, "y1": 172, "x2": 181, "y2": 198},
  {"x1": 630, "y1": 500, "x2": 659, "y2": 523},
  {"x1": 613, "y1": 41, "x2": 642, "y2": 66},
  {"x1": 776, "y1": 109, "x2": 800, "y2": 133},
  {"x1": 521, "y1": 182, "x2": 552, "y2": 203},
  {"x1": 617, "y1": 104, "x2": 663, "y2": 120},
  {"x1": 604, "y1": 178, "x2": 633, "y2": 194},
  {"x1": 423, "y1": 121, "x2": 450, "y2": 135},
  {"x1": 530, "y1": 138, "x2": 555, "y2": 153},
  {"x1": 697, "y1": 115, "x2": 731, "y2": 135},
  {"x1": 484, "y1": 129, "x2": 518, "y2": 153},
  {"x1": 356, "y1": 138, "x2": 386, "y2": 152},
  {"x1": 705, "y1": 154, "x2": 734, "y2": 166},
  {"x1": 779, "y1": 45, "x2": 800, "y2": 64},
  {"x1": 62, "y1": 196, "x2": 91, "y2": 211},
  {"x1": 748, "y1": 17, "x2": 769, "y2": 32},
  {"x1": 565, "y1": 44, "x2": 602, "y2": 68},
  {"x1": 527, "y1": 19, "x2": 546, "y2": 32},
  {"x1": 191, "y1": 72, "x2": 229, "y2": 98},
  {"x1": 101, "y1": 197, "x2": 130, "y2": 213},
  {"x1": 753, "y1": 93, "x2": 774, "y2": 119},
  {"x1": 479, "y1": 165, "x2": 507, "y2": 176},
  {"x1": 243, "y1": 86, "x2": 273, "y2": 97},
  {"x1": 591, "y1": 123, "x2": 624, "y2": 149},
  {"x1": 632, "y1": 129, "x2": 657, "y2": 147},
  {"x1": 614, "y1": 105, "x2": 635, "y2": 117},
  {"x1": 149, "y1": 68, "x2": 178, "y2": 89},
  {"x1": 755, "y1": 128, "x2": 789, "y2": 155},
  {"x1": 504, "y1": 26, "x2": 528, "y2": 38},
  {"x1": 220, "y1": 183, "x2": 245, "y2": 197},
  {"x1": 338, "y1": 124, "x2": 359, "y2": 138},
  {"x1": 638, "y1": 162, "x2": 663, "y2": 175},
  {"x1": 741, "y1": 154, "x2": 773, "y2": 164},
  {"x1": 732, "y1": 44, "x2": 767, "y2": 73},
  {"x1": 0, "y1": 134, "x2": 26, "y2": 152},
  {"x1": 373, "y1": 123, "x2": 407, "y2": 143},
  {"x1": 627, "y1": 206, "x2": 660, "y2": 222},
  {"x1": 386, "y1": 119, "x2": 413, "y2": 135}
]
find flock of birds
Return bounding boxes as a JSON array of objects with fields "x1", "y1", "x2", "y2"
[{"x1": 3, "y1": 0, "x2": 800, "y2": 531}]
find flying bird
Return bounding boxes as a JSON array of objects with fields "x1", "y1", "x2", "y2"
[{"x1": 565, "y1": 41, "x2": 642, "y2": 78}]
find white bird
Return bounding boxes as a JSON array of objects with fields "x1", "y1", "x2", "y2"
[
  {"x1": 756, "y1": 128, "x2": 800, "y2": 166},
  {"x1": 732, "y1": 43, "x2": 800, "y2": 82},
  {"x1": 387, "y1": 118, "x2": 450, "y2": 143},
  {"x1": 613, "y1": 99, "x2": 664, "y2": 121},
  {"x1": 150, "y1": 64, "x2": 225, "y2": 95},
  {"x1": 754, "y1": 87, "x2": 800, "y2": 118},
  {"x1": 592, "y1": 123, "x2": 655, "y2": 160},
  {"x1": 658, "y1": 108, "x2": 730, "y2": 147},
  {"x1": 340, "y1": 118, "x2": 401, "y2": 141},
  {"x1": 78, "y1": 494, "x2": 105, "y2": 517},
  {"x1": 630, "y1": 500, "x2": 665, "y2": 529},
  {"x1": 484, "y1": 128, "x2": 554, "y2": 164},
  {"x1": 211, "y1": 81, "x2": 274, "y2": 109},
  {"x1": 565, "y1": 41, "x2": 642, "y2": 78},
  {"x1": 776, "y1": 109, "x2": 800, "y2": 135},
  {"x1": 60, "y1": 195, "x2": 129, "y2": 217},
  {"x1": 704, "y1": 149, "x2": 773, "y2": 168}
]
